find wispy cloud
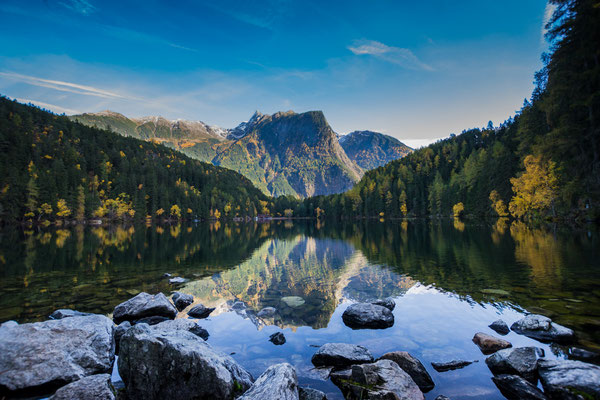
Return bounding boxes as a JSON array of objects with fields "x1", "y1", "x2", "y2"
[
  {"x1": 14, "y1": 98, "x2": 81, "y2": 115},
  {"x1": 348, "y1": 39, "x2": 433, "y2": 71},
  {"x1": 59, "y1": 0, "x2": 96, "y2": 15},
  {"x1": 0, "y1": 71, "x2": 137, "y2": 100},
  {"x1": 541, "y1": 2, "x2": 556, "y2": 44}
]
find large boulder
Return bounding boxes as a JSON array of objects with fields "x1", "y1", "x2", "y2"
[
  {"x1": 172, "y1": 292, "x2": 194, "y2": 311},
  {"x1": 537, "y1": 359, "x2": 600, "y2": 399},
  {"x1": 112, "y1": 292, "x2": 177, "y2": 324},
  {"x1": 187, "y1": 303, "x2": 215, "y2": 319},
  {"x1": 311, "y1": 343, "x2": 374, "y2": 367},
  {"x1": 49, "y1": 374, "x2": 115, "y2": 400},
  {"x1": 491, "y1": 374, "x2": 547, "y2": 400},
  {"x1": 342, "y1": 303, "x2": 394, "y2": 329},
  {"x1": 485, "y1": 347, "x2": 544, "y2": 383},
  {"x1": 472, "y1": 332, "x2": 512, "y2": 355},
  {"x1": 153, "y1": 318, "x2": 209, "y2": 340},
  {"x1": 118, "y1": 324, "x2": 252, "y2": 400},
  {"x1": 238, "y1": 363, "x2": 298, "y2": 400},
  {"x1": 510, "y1": 314, "x2": 575, "y2": 343},
  {"x1": 0, "y1": 315, "x2": 115, "y2": 395},
  {"x1": 379, "y1": 351, "x2": 434, "y2": 392},
  {"x1": 334, "y1": 359, "x2": 424, "y2": 400}
]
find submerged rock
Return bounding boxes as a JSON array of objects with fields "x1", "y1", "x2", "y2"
[
  {"x1": 118, "y1": 324, "x2": 253, "y2": 400},
  {"x1": 49, "y1": 374, "x2": 115, "y2": 400},
  {"x1": 171, "y1": 292, "x2": 194, "y2": 311},
  {"x1": 431, "y1": 359, "x2": 477, "y2": 372},
  {"x1": 270, "y1": 332, "x2": 286, "y2": 345},
  {"x1": 488, "y1": 319, "x2": 510, "y2": 335},
  {"x1": 0, "y1": 315, "x2": 115, "y2": 394},
  {"x1": 569, "y1": 347, "x2": 600, "y2": 363},
  {"x1": 257, "y1": 306, "x2": 277, "y2": 318},
  {"x1": 168, "y1": 277, "x2": 187, "y2": 284},
  {"x1": 334, "y1": 359, "x2": 424, "y2": 400},
  {"x1": 372, "y1": 297, "x2": 396, "y2": 311},
  {"x1": 299, "y1": 387, "x2": 328, "y2": 400},
  {"x1": 491, "y1": 374, "x2": 547, "y2": 400},
  {"x1": 238, "y1": 363, "x2": 298, "y2": 400},
  {"x1": 187, "y1": 303, "x2": 215, "y2": 319},
  {"x1": 49, "y1": 309, "x2": 93, "y2": 320},
  {"x1": 537, "y1": 359, "x2": 600, "y2": 399},
  {"x1": 485, "y1": 347, "x2": 544, "y2": 383},
  {"x1": 434, "y1": 396, "x2": 451, "y2": 400},
  {"x1": 379, "y1": 351, "x2": 434, "y2": 392},
  {"x1": 114, "y1": 321, "x2": 132, "y2": 354},
  {"x1": 112, "y1": 292, "x2": 177, "y2": 324},
  {"x1": 472, "y1": 332, "x2": 512, "y2": 355},
  {"x1": 282, "y1": 296, "x2": 306, "y2": 308},
  {"x1": 342, "y1": 303, "x2": 394, "y2": 329},
  {"x1": 311, "y1": 343, "x2": 374, "y2": 367},
  {"x1": 510, "y1": 314, "x2": 575, "y2": 343}
]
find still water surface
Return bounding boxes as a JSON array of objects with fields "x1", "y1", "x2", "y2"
[{"x1": 0, "y1": 220, "x2": 599, "y2": 399}]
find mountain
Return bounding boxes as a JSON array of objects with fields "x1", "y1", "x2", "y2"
[
  {"x1": 72, "y1": 110, "x2": 365, "y2": 198},
  {"x1": 339, "y1": 130, "x2": 412, "y2": 170}
]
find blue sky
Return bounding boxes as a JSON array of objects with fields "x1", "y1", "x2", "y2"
[{"x1": 0, "y1": 0, "x2": 551, "y2": 147}]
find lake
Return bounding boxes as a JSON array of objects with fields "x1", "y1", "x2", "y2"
[{"x1": 0, "y1": 219, "x2": 599, "y2": 399}]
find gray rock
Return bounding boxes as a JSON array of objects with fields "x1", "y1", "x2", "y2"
[
  {"x1": 114, "y1": 321, "x2": 132, "y2": 354},
  {"x1": 472, "y1": 332, "x2": 512, "y2": 355},
  {"x1": 270, "y1": 332, "x2": 286, "y2": 345},
  {"x1": 431, "y1": 360, "x2": 477, "y2": 372},
  {"x1": 118, "y1": 324, "x2": 253, "y2": 400},
  {"x1": 238, "y1": 363, "x2": 298, "y2": 400},
  {"x1": 538, "y1": 359, "x2": 600, "y2": 399},
  {"x1": 257, "y1": 306, "x2": 277, "y2": 318},
  {"x1": 329, "y1": 368, "x2": 352, "y2": 385},
  {"x1": 569, "y1": 347, "x2": 600, "y2": 362},
  {"x1": 489, "y1": 319, "x2": 510, "y2": 335},
  {"x1": 485, "y1": 347, "x2": 545, "y2": 382},
  {"x1": 334, "y1": 359, "x2": 424, "y2": 400},
  {"x1": 172, "y1": 292, "x2": 194, "y2": 311},
  {"x1": 188, "y1": 303, "x2": 215, "y2": 319},
  {"x1": 169, "y1": 276, "x2": 187, "y2": 284},
  {"x1": 112, "y1": 292, "x2": 177, "y2": 324},
  {"x1": 49, "y1": 309, "x2": 93, "y2": 319},
  {"x1": 0, "y1": 315, "x2": 115, "y2": 394},
  {"x1": 510, "y1": 314, "x2": 575, "y2": 343},
  {"x1": 299, "y1": 387, "x2": 327, "y2": 400},
  {"x1": 372, "y1": 297, "x2": 395, "y2": 311},
  {"x1": 231, "y1": 301, "x2": 246, "y2": 310},
  {"x1": 491, "y1": 374, "x2": 547, "y2": 400},
  {"x1": 153, "y1": 318, "x2": 209, "y2": 340},
  {"x1": 133, "y1": 316, "x2": 170, "y2": 325},
  {"x1": 49, "y1": 374, "x2": 115, "y2": 400},
  {"x1": 342, "y1": 303, "x2": 394, "y2": 329},
  {"x1": 311, "y1": 343, "x2": 374, "y2": 367},
  {"x1": 434, "y1": 396, "x2": 451, "y2": 400},
  {"x1": 379, "y1": 351, "x2": 434, "y2": 392}
]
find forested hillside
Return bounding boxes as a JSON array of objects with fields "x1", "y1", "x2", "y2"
[
  {"x1": 303, "y1": 0, "x2": 599, "y2": 221},
  {"x1": 0, "y1": 97, "x2": 276, "y2": 222}
]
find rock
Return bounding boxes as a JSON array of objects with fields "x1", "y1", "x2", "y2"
[
  {"x1": 112, "y1": 292, "x2": 177, "y2": 324},
  {"x1": 299, "y1": 387, "x2": 328, "y2": 400},
  {"x1": 312, "y1": 343, "x2": 374, "y2": 367},
  {"x1": 569, "y1": 347, "x2": 600, "y2": 362},
  {"x1": 372, "y1": 297, "x2": 395, "y2": 311},
  {"x1": 231, "y1": 300, "x2": 246, "y2": 310},
  {"x1": 481, "y1": 288, "x2": 510, "y2": 296},
  {"x1": 114, "y1": 321, "x2": 132, "y2": 354},
  {"x1": 472, "y1": 332, "x2": 512, "y2": 355},
  {"x1": 431, "y1": 360, "x2": 477, "y2": 372},
  {"x1": 187, "y1": 304, "x2": 215, "y2": 319},
  {"x1": 491, "y1": 374, "x2": 547, "y2": 400},
  {"x1": 489, "y1": 319, "x2": 510, "y2": 335},
  {"x1": 0, "y1": 315, "x2": 115, "y2": 394},
  {"x1": 168, "y1": 277, "x2": 187, "y2": 284},
  {"x1": 342, "y1": 303, "x2": 394, "y2": 329},
  {"x1": 49, "y1": 309, "x2": 93, "y2": 319},
  {"x1": 118, "y1": 324, "x2": 253, "y2": 400},
  {"x1": 162, "y1": 273, "x2": 172, "y2": 278},
  {"x1": 379, "y1": 351, "x2": 434, "y2": 392},
  {"x1": 434, "y1": 396, "x2": 450, "y2": 400},
  {"x1": 133, "y1": 316, "x2": 170, "y2": 325},
  {"x1": 334, "y1": 359, "x2": 424, "y2": 400},
  {"x1": 238, "y1": 363, "x2": 298, "y2": 400},
  {"x1": 270, "y1": 332, "x2": 286, "y2": 345},
  {"x1": 172, "y1": 292, "x2": 194, "y2": 311},
  {"x1": 510, "y1": 314, "x2": 575, "y2": 343},
  {"x1": 49, "y1": 374, "x2": 115, "y2": 400},
  {"x1": 537, "y1": 359, "x2": 600, "y2": 399},
  {"x1": 153, "y1": 318, "x2": 209, "y2": 340},
  {"x1": 485, "y1": 347, "x2": 545, "y2": 382},
  {"x1": 258, "y1": 306, "x2": 277, "y2": 318},
  {"x1": 282, "y1": 296, "x2": 305, "y2": 308},
  {"x1": 329, "y1": 368, "x2": 352, "y2": 385}
]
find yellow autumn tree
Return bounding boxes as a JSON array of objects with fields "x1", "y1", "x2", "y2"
[
  {"x1": 452, "y1": 202, "x2": 465, "y2": 218},
  {"x1": 509, "y1": 155, "x2": 559, "y2": 219},
  {"x1": 489, "y1": 190, "x2": 509, "y2": 217},
  {"x1": 170, "y1": 204, "x2": 181, "y2": 219},
  {"x1": 56, "y1": 199, "x2": 71, "y2": 218}
]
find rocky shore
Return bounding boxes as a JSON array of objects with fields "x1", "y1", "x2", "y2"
[{"x1": 1, "y1": 293, "x2": 599, "y2": 399}]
